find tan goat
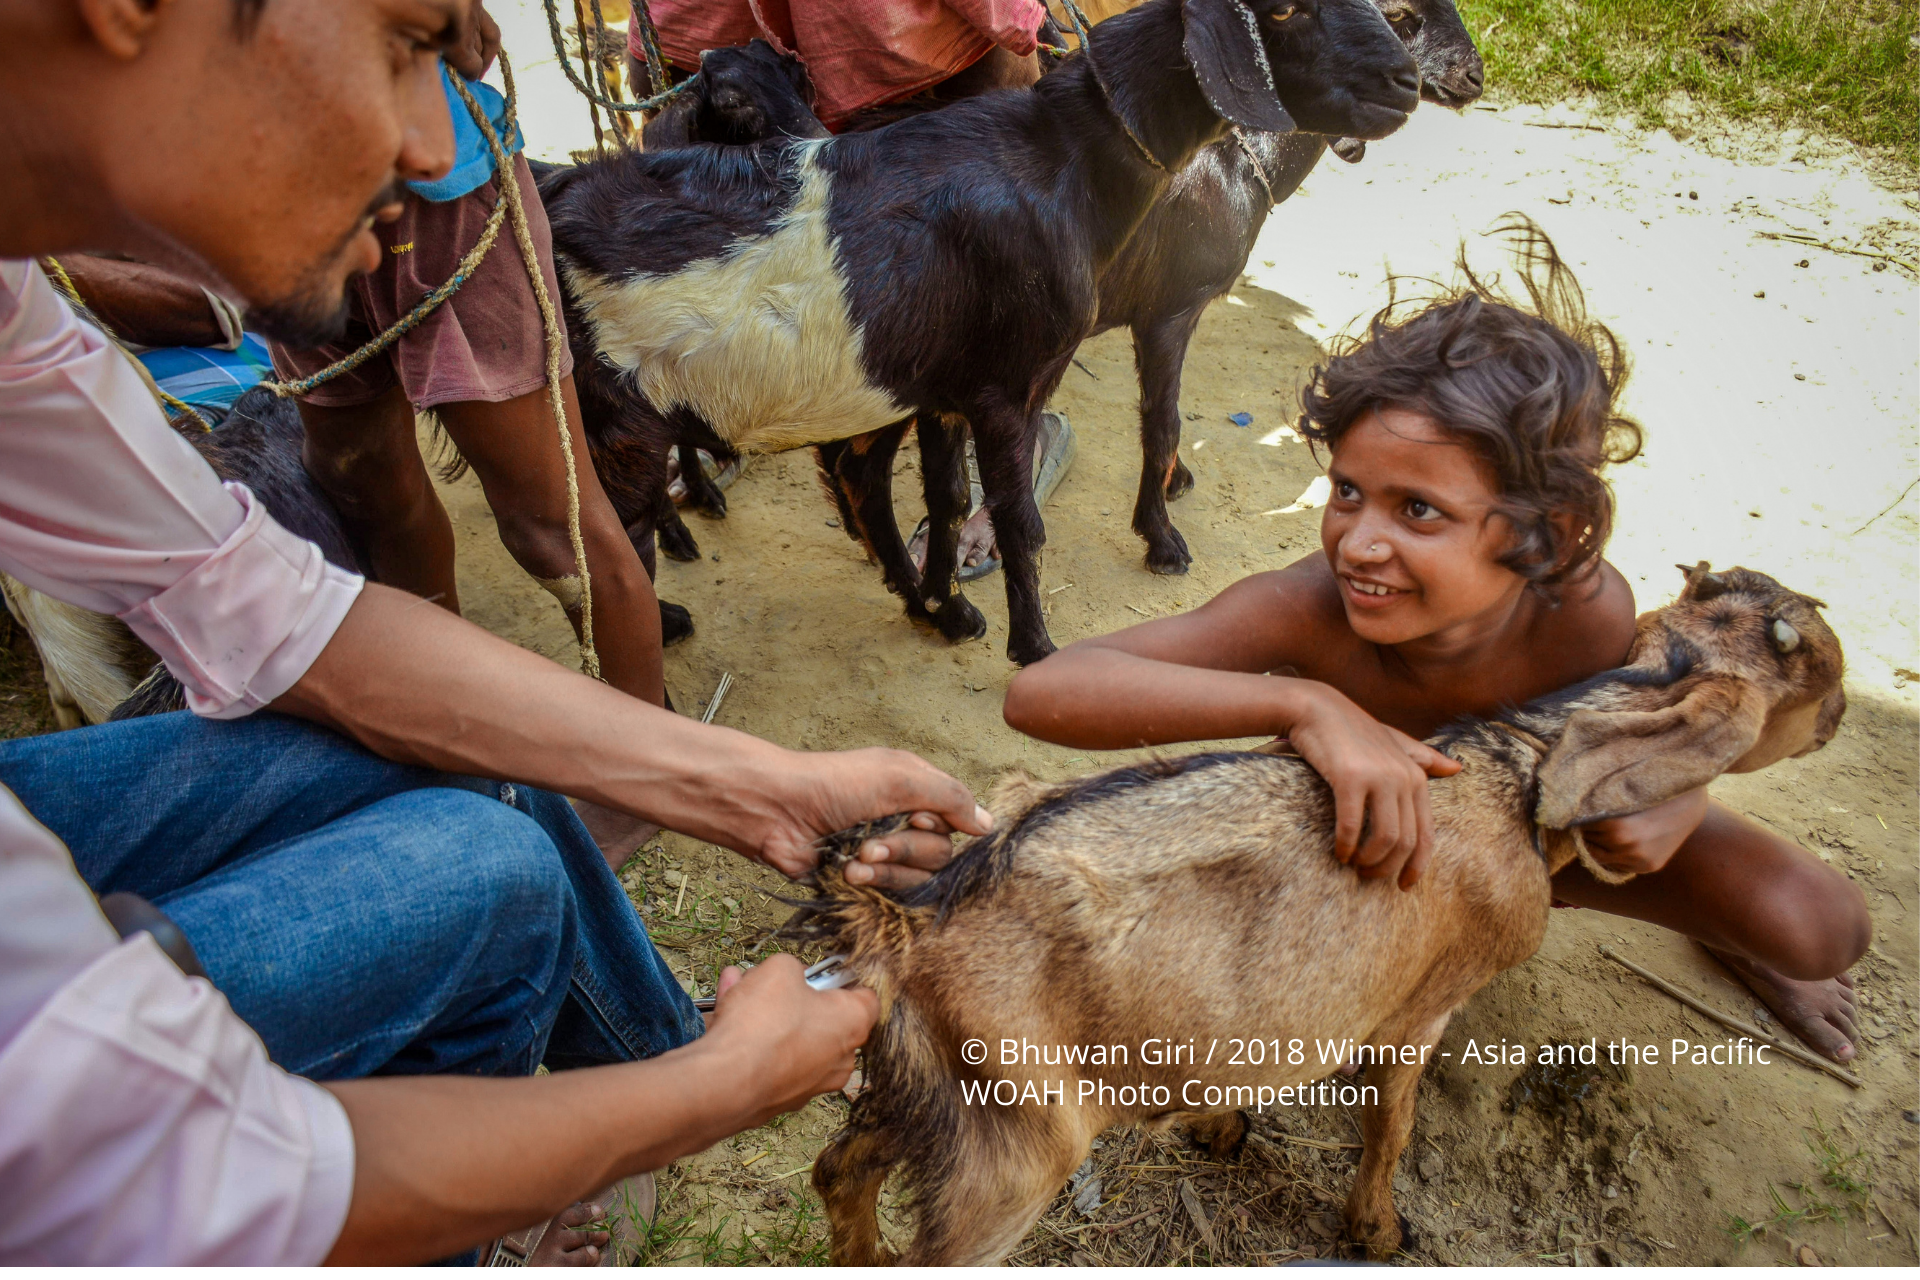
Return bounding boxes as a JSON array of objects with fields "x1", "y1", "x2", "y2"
[{"x1": 794, "y1": 564, "x2": 1845, "y2": 1263}]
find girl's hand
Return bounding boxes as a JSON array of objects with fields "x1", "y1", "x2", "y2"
[
  {"x1": 1288, "y1": 685, "x2": 1461, "y2": 889},
  {"x1": 1577, "y1": 787, "x2": 1709, "y2": 877}
]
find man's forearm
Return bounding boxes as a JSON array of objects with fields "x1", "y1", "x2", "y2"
[
  {"x1": 272, "y1": 584, "x2": 799, "y2": 853},
  {"x1": 322, "y1": 1040, "x2": 752, "y2": 1264}
]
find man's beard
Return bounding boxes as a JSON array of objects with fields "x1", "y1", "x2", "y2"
[{"x1": 244, "y1": 180, "x2": 407, "y2": 349}]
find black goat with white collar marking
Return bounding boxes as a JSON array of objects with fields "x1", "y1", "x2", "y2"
[{"x1": 542, "y1": 0, "x2": 1418, "y2": 664}]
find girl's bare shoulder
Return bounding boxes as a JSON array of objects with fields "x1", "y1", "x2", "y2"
[{"x1": 1534, "y1": 560, "x2": 1639, "y2": 679}]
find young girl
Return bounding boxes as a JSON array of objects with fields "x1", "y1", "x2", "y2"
[{"x1": 1004, "y1": 222, "x2": 1869, "y2": 1063}]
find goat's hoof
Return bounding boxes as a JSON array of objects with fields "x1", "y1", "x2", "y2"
[
  {"x1": 1143, "y1": 530, "x2": 1192, "y2": 576},
  {"x1": 660, "y1": 600, "x2": 695, "y2": 646},
  {"x1": 658, "y1": 520, "x2": 701, "y2": 563},
  {"x1": 1345, "y1": 1207, "x2": 1414, "y2": 1261},
  {"x1": 1164, "y1": 459, "x2": 1195, "y2": 501},
  {"x1": 1007, "y1": 633, "x2": 1057, "y2": 667},
  {"x1": 932, "y1": 594, "x2": 987, "y2": 643},
  {"x1": 1185, "y1": 1110, "x2": 1249, "y2": 1158},
  {"x1": 687, "y1": 484, "x2": 729, "y2": 519}
]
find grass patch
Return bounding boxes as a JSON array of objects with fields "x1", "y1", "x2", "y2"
[
  {"x1": 1724, "y1": 1114, "x2": 1874, "y2": 1243},
  {"x1": 1456, "y1": 0, "x2": 1918, "y2": 168}
]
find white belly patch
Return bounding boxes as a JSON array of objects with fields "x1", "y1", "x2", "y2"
[{"x1": 563, "y1": 141, "x2": 910, "y2": 454}]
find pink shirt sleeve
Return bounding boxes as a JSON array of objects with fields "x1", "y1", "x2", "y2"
[
  {"x1": 0, "y1": 260, "x2": 361, "y2": 718},
  {"x1": 0, "y1": 789, "x2": 355, "y2": 1264}
]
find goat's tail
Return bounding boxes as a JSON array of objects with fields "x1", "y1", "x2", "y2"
[{"x1": 782, "y1": 815, "x2": 935, "y2": 1013}]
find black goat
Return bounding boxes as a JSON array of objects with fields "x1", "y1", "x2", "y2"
[
  {"x1": 541, "y1": 0, "x2": 1418, "y2": 665},
  {"x1": 821, "y1": 0, "x2": 1481, "y2": 576},
  {"x1": 1093, "y1": 0, "x2": 1480, "y2": 573},
  {"x1": 642, "y1": 40, "x2": 831, "y2": 152}
]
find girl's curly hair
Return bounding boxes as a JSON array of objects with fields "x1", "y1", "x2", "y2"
[{"x1": 1297, "y1": 215, "x2": 1643, "y2": 598}]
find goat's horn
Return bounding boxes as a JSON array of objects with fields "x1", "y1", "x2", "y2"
[
  {"x1": 1677, "y1": 561, "x2": 1726, "y2": 601},
  {"x1": 1772, "y1": 618, "x2": 1801, "y2": 654}
]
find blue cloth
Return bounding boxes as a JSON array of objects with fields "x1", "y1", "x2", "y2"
[
  {"x1": 408, "y1": 63, "x2": 528, "y2": 203},
  {"x1": 137, "y1": 334, "x2": 274, "y2": 413},
  {"x1": 0, "y1": 711, "x2": 702, "y2": 1080}
]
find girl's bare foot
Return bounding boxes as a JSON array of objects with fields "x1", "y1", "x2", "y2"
[
  {"x1": 526, "y1": 1199, "x2": 611, "y2": 1266},
  {"x1": 1705, "y1": 944, "x2": 1860, "y2": 1063}
]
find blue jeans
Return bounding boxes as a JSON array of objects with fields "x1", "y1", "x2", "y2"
[{"x1": 0, "y1": 711, "x2": 702, "y2": 1080}]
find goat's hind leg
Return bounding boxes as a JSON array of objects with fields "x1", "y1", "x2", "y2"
[
  {"x1": 900, "y1": 1108, "x2": 1089, "y2": 1265},
  {"x1": 814, "y1": 1123, "x2": 904, "y2": 1266}
]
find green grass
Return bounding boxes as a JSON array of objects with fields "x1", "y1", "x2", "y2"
[
  {"x1": 1724, "y1": 1115, "x2": 1875, "y2": 1243},
  {"x1": 1456, "y1": 0, "x2": 1918, "y2": 168}
]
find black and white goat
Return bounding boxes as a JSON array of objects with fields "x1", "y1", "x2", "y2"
[{"x1": 540, "y1": 0, "x2": 1419, "y2": 665}]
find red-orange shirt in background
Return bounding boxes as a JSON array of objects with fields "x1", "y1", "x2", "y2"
[{"x1": 631, "y1": 0, "x2": 1044, "y2": 129}]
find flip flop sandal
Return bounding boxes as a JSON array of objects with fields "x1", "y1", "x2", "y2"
[
  {"x1": 917, "y1": 412, "x2": 1078, "y2": 584},
  {"x1": 484, "y1": 1172, "x2": 657, "y2": 1267}
]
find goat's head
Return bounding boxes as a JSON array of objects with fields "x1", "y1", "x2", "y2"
[
  {"x1": 1534, "y1": 564, "x2": 1845, "y2": 836},
  {"x1": 1381, "y1": 0, "x2": 1483, "y2": 108},
  {"x1": 696, "y1": 39, "x2": 831, "y2": 144},
  {"x1": 1182, "y1": 0, "x2": 1419, "y2": 140}
]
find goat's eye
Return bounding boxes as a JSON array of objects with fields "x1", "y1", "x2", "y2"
[
  {"x1": 1268, "y1": 4, "x2": 1298, "y2": 20},
  {"x1": 1392, "y1": 14, "x2": 1423, "y2": 38}
]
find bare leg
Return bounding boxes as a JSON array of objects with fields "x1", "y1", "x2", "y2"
[
  {"x1": 438, "y1": 375, "x2": 667, "y2": 872},
  {"x1": 1551, "y1": 801, "x2": 1869, "y2": 1061},
  {"x1": 435, "y1": 374, "x2": 665, "y2": 707},
  {"x1": 297, "y1": 385, "x2": 460, "y2": 610}
]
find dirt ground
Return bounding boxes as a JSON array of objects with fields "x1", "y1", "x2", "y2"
[
  {"x1": 3, "y1": 17, "x2": 1912, "y2": 1266},
  {"x1": 446, "y1": 47, "x2": 1920, "y2": 1261}
]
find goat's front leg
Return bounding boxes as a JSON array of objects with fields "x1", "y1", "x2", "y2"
[
  {"x1": 916, "y1": 413, "x2": 987, "y2": 642},
  {"x1": 834, "y1": 420, "x2": 930, "y2": 611},
  {"x1": 1130, "y1": 308, "x2": 1203, "y2": 575},
  {"x1": 1344, "y1": 1011, "x2": 1452, "y2": 1259},
  {"x1": 970, "y1": 397, "x2": 1053, "y2": 665}
]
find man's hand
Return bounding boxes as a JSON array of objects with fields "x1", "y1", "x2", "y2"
[
  {"x1": 744, "y1": 746, "x2": 994, "y2": 885},
  {"x1": 1287, "y1": 685, "x2": 1461, "y2": 890},
  {"x1": 701, "y1": 957, "x2": 878, "y2": 1128},
  {"x1": 1578, "y1": 787, "x2": 1709, "y2": 878},
  {"x1": 445, "y1": 0, "x2": 502, "y2": 80}
]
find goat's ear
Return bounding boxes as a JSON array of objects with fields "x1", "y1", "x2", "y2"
[
  {"x1": 1183, "y1": 0, "x2": 1298, "y2": 132},
  {"x1": 1535, "y1": 676, "x2": 1768, "y2": 830}
]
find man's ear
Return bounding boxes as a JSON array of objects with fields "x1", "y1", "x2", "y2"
[
  {"x1": 1535, "y1": 676, "x2": 1768, "y2": 830},
  {"x1": 1183, "y1": 0, "x2": 1297, "y2": 132},
  {"x1": 75, "y1": 0, "x2": 170, "y2": 60}
]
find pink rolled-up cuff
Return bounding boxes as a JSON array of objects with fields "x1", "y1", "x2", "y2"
[{"x1": 119, "y1": 483, "x2": 362, "y2": 719}]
